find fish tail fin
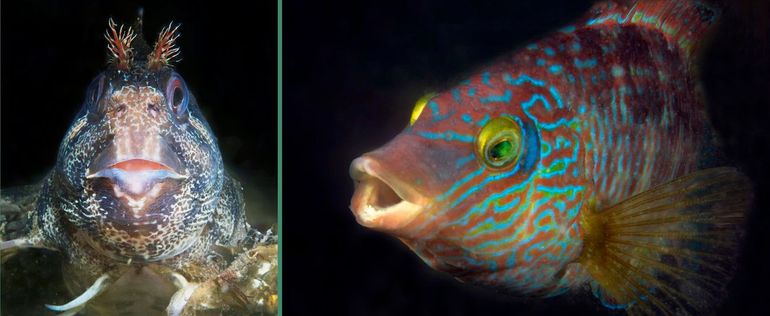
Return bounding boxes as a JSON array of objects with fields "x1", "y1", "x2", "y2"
[
  {"x1": 585, "y1": 0, "x2": 721, "y2": 63},
  {"x1": 578, "y1": 167, "x2": 752, "y2": 314}
]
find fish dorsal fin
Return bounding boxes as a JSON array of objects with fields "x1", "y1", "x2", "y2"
[
  {"x1": 584, "y1": 0, "x2": 720, "y2": 63},
  {"x1": 579, "y1": 167, "x2": 752, "y2": 315}
]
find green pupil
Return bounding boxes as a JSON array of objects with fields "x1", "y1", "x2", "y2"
[{"x1": 490, "y1": 140, "x2": 512, "y2": 160}]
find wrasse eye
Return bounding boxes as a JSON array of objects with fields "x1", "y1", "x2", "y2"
[
  {"x1": 477, "y1": 117, "x2": 522, "y2": 169},
  {"x1": 489, "y1": 139, "x2": 513, "y2": 161},
  {"x1": 409, "y1": 92, "x2": 437, "y2": 126}
]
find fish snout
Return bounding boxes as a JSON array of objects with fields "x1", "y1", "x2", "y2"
[{"x1": 349, "y1": 156, "x2": 426, "y2": 232}]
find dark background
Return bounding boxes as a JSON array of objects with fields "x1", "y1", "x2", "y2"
[
  {"x1": 0, "y1": 1, "x2": 277, "y2": 221},
  {"x1": 283, "y1": 0, "x2": 770, "y2": 315},
  {"x1": 1, "y1": 1, "x2": 276, "y2": 314}
]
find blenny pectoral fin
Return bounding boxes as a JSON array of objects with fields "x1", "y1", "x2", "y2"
[
  {"x1": 45, "y1": 274, "x2": 111, "y2": 315},
  {"x1": 579, "y1": 167, "x2": 752, "y2": 315},
  {"x1": 167, "y1": 272, "x2": 201, "y2": 316}
]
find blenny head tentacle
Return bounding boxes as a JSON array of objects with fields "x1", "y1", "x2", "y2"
[
  {"x1": 148, "y1": 21, "x2": 182, "y2": 70},
  {"x1": 104, "y1": 18, "x2": 137, "y2": 70}
]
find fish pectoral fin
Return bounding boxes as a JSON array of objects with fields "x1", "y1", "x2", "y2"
[
  {"x1": 45, "y1": 274, "x2": 111, "y2": 315},
  {"x1": 579, "y1": 167, "x2": 752, "y2": 314},
  {"x1": 0, "y1": 238, "x2": 31, "y2": 263},
  {"x1": 166, "y1": 273, "x2": 201, "y2": 316},
  {"x1": 0, "y1": 237, "x2": 56, "y2": 263},
  {"x1": 0, "y1": 237, "x2": 53, "y2": 251}
]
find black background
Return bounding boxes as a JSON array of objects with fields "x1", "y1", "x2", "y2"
[
  {"x1": 1, "y1": 0, "x2": 769, "y2": 315},
  {"x1": 283, "y1": 0, "x2": 770, "y2": 315},
  {"x1": 1, "y1": 1, "x2": 276, "y2": 314},
  {"x1": 0, "y1": 1, "x2": 277, "y2": 221}
]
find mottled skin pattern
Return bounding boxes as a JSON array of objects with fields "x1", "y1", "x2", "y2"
[
  {"x1": 44, "y1": 82, "x2": 229, "y2": 263},
  {"x1": 1, "y1": 20, "x2": 276, "y2": 315},
  {"x1": 352, "y1": 0, "x2": 716, "y2": 299}
]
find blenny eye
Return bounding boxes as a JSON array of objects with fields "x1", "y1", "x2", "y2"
[
  {"x1": 409, "y1": 92, "x2": 437, "y2": 126},
  {"x1": 86, "y1": 73, "x2": 106, "y2": 114},
  {"x1": 477, "y1": 117, "x2": 522, "y2": 168},
  {"x1": 165, "y1": 72, "x2": 189, "y2": 119}
]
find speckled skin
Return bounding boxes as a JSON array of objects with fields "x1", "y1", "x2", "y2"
[{"x1": 1, "y1": 20, "x2": 277, "y2": 315}]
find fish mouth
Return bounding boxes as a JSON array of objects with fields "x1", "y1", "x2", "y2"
[
  {"x1": 349, "y1": 156, "x2": 427, "y2": 232},
  {"x1": 87, "y1": 158, "x2": 187, "y2": 193},
  {"x1": 86, "y1": 142, "x2": 187, "y2": 200}
]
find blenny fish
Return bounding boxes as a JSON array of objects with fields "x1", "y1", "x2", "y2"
[
  {"x1": 350, "y1": 0, "x2": 752, "y2": 314},
  {"x1": 0, "y1": 16, "x2": 276, "y2": 315}
]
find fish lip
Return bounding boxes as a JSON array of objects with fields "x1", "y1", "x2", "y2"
[
  {"x1": 85, "y1": 154, "x2": 188, "y2": 198},
  {"x1": 349, "y1": 156, "x2": 427, "y2": 231},
  {"x1": 86, "y1": 138, "x2": 187, "y2": 179},
  {"x1": 86, "y1": 158, "x2": 187, "y2": 179}
]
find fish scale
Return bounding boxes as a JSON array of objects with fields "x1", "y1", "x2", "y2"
[
  {"x1": 350, "y1": 0, "x2": 751, "y2": 313},
  {"x1": 403, "y1": 0, "x2": 708, "y2": 260}
]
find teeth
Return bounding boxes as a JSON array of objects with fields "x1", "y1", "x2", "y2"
[
  {"x1": 360, "y1": 204, "x2": 379, "y2": 222},
  {"x1": 359, "y1": 200, "x2": 421, "y2": 223},
  {"x1": 350, "y1": 156, "x2": 426, "y2": 230}
]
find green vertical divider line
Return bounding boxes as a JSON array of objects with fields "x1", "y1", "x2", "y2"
[{"x1": 277, "y1": 0, "x2": 283, "y2": 314}]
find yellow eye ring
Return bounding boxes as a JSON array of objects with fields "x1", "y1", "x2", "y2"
[
  {"x1": 409, "y1": 92, "x2": 438, "y2": 126},
  {"x1": 476, "y1": 117, "x2": 522, "y2": 168}
]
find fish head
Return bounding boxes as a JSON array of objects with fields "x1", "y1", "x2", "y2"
[
  {"x1": 350, "y1": 72, "x2": 589, "y2": 294},
  {"x1": 53, "y1": 19, "x2": 223, "y2": 262}
]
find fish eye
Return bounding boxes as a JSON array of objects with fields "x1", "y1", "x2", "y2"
[
  {"x1": 409, "y1": 92, "x2": 437, "y2": 126},
  {"x1": 86, "y1": 73, "x2": 106, "y2": 114},
  {"x1": 489, "y1": 139, "x2": 514, "y2": 161},
  {"x1": 476, "y1": 117, "x2": 522, "y2": 168},
  {"x1": 165, "y1": 72, "x2": 189, "y2": 120}
]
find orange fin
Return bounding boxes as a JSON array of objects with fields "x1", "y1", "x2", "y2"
[{"x1": 579, "y1": 167, "x2": 752, "y2": 314}]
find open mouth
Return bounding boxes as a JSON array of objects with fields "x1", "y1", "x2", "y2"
[{"x1": 349, "y1": 156, "x2": 426, "y2": 231}]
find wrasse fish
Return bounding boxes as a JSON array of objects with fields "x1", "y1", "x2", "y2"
[
  {"x1": 1, "y1": 15, "x2": 276, "y2": 315},
  {"x1": 350, "y1": 0, "x2": 752, "y2": 314}
]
